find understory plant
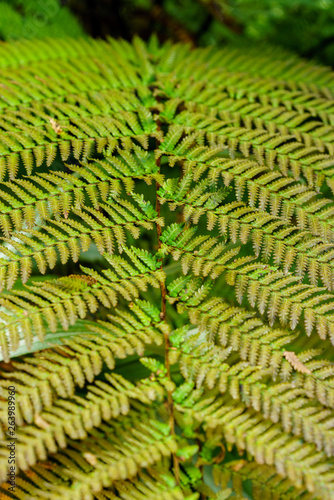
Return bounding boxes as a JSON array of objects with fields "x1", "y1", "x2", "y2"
[{"x1": 0, "y1": 36, "x2": 334, "y2": 499}]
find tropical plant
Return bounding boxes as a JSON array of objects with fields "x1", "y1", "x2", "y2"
[{"x1": 1, "y1": 35, "x2": 334, "y2": 499}]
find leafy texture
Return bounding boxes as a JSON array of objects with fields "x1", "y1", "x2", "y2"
[{"x1": 0, "y1": 36, "x2": 334, "y2": 499}]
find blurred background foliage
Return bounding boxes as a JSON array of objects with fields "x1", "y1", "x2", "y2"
[
  {"x1": 0, "y1": 0, "x2": 83, "y2": 39},
  {"x1": 1, "y1": 0, "x2": 334, "y2": 65}
]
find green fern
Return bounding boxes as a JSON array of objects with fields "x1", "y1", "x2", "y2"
[{"x1": 1, "y1": 36, "x2": 334, "y2": 500}]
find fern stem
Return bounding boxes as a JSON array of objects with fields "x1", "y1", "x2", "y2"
[{"x1": 155, "y1": 141, "x2": 180, "y2": 485}]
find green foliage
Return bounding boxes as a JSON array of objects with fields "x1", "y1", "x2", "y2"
[
  {"x1": 205, "y1": 0, "x2": 334, "y2": 64},
  {"x1": 0, "y1": 0, "x2": 83, "y2": 40},
  {"x1": 116, "y1": 0, "x2": 334, "y2": 65},
  {"x1": 1, "y1": 35, "x2": 334, "y2": 500}
]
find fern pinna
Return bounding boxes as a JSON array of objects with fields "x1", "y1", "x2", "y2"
[{"x1": 0, "y1": 35, "x2": 334, "y2": 500}]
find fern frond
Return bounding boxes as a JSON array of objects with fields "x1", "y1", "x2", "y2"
[
  {"x1": 178, "y1": 81, "x2": 334, "y2": 153},
  {"x1": 225, "y1": 261, "x2": 334, "y2": 339},
  {"x1": 174, "y1": 342, "x2": 334, "y2": 457},
  {"x1": 0, "y1": 195, "x2": 161, "y2": 290},
  {"x1": 169, "y1": 283, "x2": 334, "y2": 409},
  {"x1": 162, "y1": 135, "x2": 334, "y2": 244},
  {"x1": 0, "y1": 410, "x2": 177, "y2": 499},
  {"x1": 0, "y1": 147, "x2": 161, "y2": 235},
  {"x1": 97, "y1": 469, "x2": 188, "y2": 500},
  {"x1": 2, "y1": 35, "x2": 334, "y2": 500},
  {"x1": 217, "y1": 201, "x2": 334, "y2": 290},
  {"x1": 0, "y1": 374, "x2": 164, "y2": 479},
  {"x1": 161, "y1": 223, "x2": 241, "y2": 278},
  {"x1": 177, "y1": 392, "x2": 334, "y2": 498},
  {"x1": 0, "y1": 254, "x2": 164, "y2": 360},
  {"x1": 0, "y1": 302, "x2": 163, "y2": 419},
  {"x1": 159, "y1": 174, "x2": 334, "y2": 289},
  {"x1": 213, "y1": 460, "x2": 314, "y2": 500},
  {"x1": 168, "y1": 112, "x2": 334, "y2": 189}
]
